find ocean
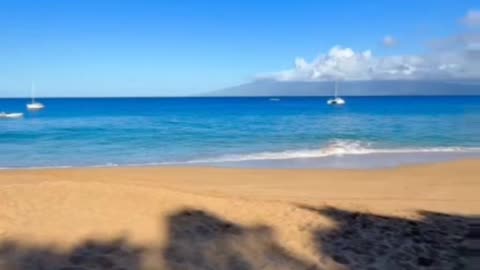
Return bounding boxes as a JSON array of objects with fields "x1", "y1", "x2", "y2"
[{"x1": 1, "y1": 96, "x2": 479, "y2": 169}]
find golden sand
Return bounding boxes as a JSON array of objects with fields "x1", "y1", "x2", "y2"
[{"x1": 0, "y1": 160, "x2": 478, "y2": 269}]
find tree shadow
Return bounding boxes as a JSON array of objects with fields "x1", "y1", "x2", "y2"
[
  {"x1": 162, "y1": 208, "x2": 320, "y2": 270},
  {"x1": 300, "y1": 205, "x2": 474, "y2": 270},
  {"x1": 0, "y1": 206, "x2": 476, "y2": 270},
  {"x1": 0, "y1": 208, "x2": 320, "y2": 270},
  {"x1": 0, "y1": 237, "x2": 143, "y2": 270}
]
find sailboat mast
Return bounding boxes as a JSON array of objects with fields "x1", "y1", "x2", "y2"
[
  {"x1": 31, "y1": 82, "x2": 35, "y2": 103},
  {"x1": 334, "y1": 80, "x2": 338, "y2": 98}
]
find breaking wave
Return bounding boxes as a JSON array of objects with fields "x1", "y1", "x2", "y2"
[{"x1": 175, "y1": 140, "x2": 480, "y2": 164}]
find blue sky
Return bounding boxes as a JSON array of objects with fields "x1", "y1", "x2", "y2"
[{"x1": 0, "y1": 0, "x2": 477, "y2": 97}]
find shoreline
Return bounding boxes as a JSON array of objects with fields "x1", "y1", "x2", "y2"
[
  {"x1": 1, "y1": 159, "x2": 479, "y2": 269},
  {"x1": 1, "y1": 156, "x2": 479, "y2": 171},
  {"x1": 2, "y1": 150, "x2": 480, "y2": 171}
]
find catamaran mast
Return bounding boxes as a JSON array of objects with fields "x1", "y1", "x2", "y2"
[
  {"x1": 334, "y1": 80, "x2": 338, "y2": 98},
  {"x1": 31, "y1": 82, "x2": 35, "y2": 103}
]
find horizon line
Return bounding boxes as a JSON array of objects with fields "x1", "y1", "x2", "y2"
[{"x1": 1, "y1": 94, "x2": 480, "y2": 99}]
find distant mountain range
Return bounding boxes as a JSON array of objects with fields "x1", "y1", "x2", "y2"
[{"x1": 205, "y1": 80, "x2": 480, "y2": 96}]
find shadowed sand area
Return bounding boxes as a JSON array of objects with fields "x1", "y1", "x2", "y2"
[{"x1": 0, "y1": 160, "x2": 479, "y2": 269}]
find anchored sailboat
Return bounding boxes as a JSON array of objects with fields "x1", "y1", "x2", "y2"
[
  {"x1": 26, "y1": 82, "x2": 45, "y2": 111},
  {"x1": 327, "y1": 80, "x2": 346, "y2": 105},
  {"x1": 0, "y1": 112, "x2": 24, "y2": 119}
]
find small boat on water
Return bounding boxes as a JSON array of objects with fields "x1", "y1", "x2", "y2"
[
  {"x1": 0, "y1": 112, "x2": 24, "y2": 119},
  {"x1": 26, "y1": 82, "x2": 45, "y2": 111},
  {"x1": 327, "y1": 81, "x2": 346, "y2": 105},
  {"x1": 27, "y1": 102, "x2": 44, "y2": 111},
  {"x1": 327, "y1": 97, "x2": 345, "y2": 105},
  {"x1": 269, "y1": 98, "x2": 280, "y2": 101}
]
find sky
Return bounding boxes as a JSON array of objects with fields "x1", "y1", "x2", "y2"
[{"x1": 0, "y1": 0, "x2": 478, "y2": 97}]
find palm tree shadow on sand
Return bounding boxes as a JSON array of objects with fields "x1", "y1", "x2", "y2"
[
  {"x1": 299, "y1": 205, "x2": 475, "y2": 270},
  {"x1": 0, "y1": 206, "x2": 477, "y2": 270},
  {"x1": 0, "y1": 237, "x2": 144, "y2": 270},
  {"x1": 162, "y1": 209, "x2": 319, "y2": 270}
]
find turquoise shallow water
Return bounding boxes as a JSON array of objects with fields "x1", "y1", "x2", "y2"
[{"x1": 0, "y1": 96, "x2": 479, "y2": 169}]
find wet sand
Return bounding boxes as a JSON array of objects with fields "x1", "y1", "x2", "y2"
[{"x1": 0, "y1": 160, "x2": 479, "y2": 269}]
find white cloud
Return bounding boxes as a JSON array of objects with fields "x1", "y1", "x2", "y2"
[
  {"x1": 260, "y1": 45, "x2": 480, "y2": 81},
  {"x1": 382, "y1": 35, "x2": 397, "y2": 47},
  {"x1": 259, "y1": 10, "x2": 480, "y2": 82},
  {"x1": 462, "y1": 10, "x2": 480, "y2": 27}
]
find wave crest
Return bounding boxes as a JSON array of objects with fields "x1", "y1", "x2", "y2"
[{"x1": 178, "y1": 140, "x2": 480, "y2": 164}]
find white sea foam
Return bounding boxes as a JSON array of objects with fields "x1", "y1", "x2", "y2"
[
  {"x1": 1, "y1": 140, "x2": 479, "y2": 169},
  {"x1": 172, "y1": 140, "x2": 480, "y2": 164},
  {"x1": 0, "y1": 165, "x2": 74, "y2": 170}
]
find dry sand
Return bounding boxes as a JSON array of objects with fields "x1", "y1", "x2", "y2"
[{"x1": 0, "y1": 160, "x2": 479, "y2": 270}]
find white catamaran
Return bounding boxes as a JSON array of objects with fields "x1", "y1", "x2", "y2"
[
  {"x1": 0, "y1": 112, "x2": 24, "y2": 119},
  {"x1": 26, "y1": 82, "x2": 45, "y2": 111},
  {"x1": 327, "y1": 80, "x2": 346, "y2": 105}
]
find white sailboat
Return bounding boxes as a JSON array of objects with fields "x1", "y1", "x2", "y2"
[
  {"x1": 26, "y1": 82, "x2": 45, "y2": 111},
  {"x1": 327, "y1": 80, "x2": 346, "y2": 105},
  {"x1": 0, "y1": 112, "x2": 24, "y2": 119}
]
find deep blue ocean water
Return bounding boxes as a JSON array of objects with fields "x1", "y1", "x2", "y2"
[{"x1": 1, "y1": 97, "x2": 479, "y2": 169}]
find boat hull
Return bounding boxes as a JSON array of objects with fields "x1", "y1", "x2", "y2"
[
  {"x1": 0, "y1": 112, "x2": 24, "y2": 119},
  {"x1": 27, "y1": 103, "x2": 45, "y2": 111},
  {"x1": 327, "y1": 97, "x2": 346, "y2": 105}
]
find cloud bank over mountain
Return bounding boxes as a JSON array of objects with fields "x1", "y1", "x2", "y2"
[
  {"x1": 205, "y1": 9, "x2": 480, "y2": 97},
  {"x1": 258, "y1": 10, "x2": 480, "y2": 82},
  {"x1": 259, "y1": 44, "x2": 480, "y2": 82}
]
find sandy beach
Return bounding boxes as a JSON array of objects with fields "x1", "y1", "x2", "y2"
[{"x1": 0, "y1": 160, "x2": 479, "y2": 270}]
